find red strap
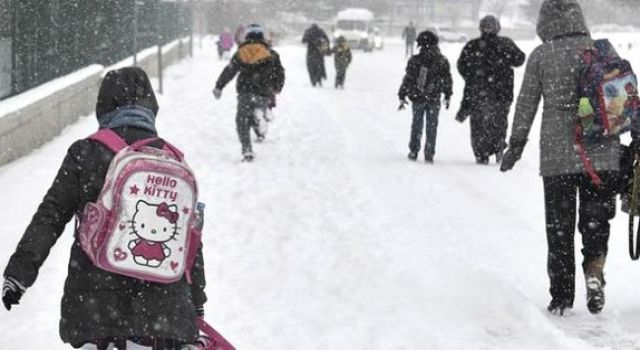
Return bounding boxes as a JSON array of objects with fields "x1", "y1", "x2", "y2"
[
  {"x1": 88, "y1": 129, "x2": 128, "y2": 153},
  {"x1": 574, "y1": 124, "x2": 602, "y2": 187},
  {"x1": 196, "y1": 317, "x2": 236, "y2": 350}
]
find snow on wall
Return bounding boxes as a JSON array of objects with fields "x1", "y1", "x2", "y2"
[{"x1": 0, "y1": 38, "x2": 190, "y2": 166}]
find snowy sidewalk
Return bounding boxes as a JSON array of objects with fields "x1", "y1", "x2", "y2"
[{"x1": 2, "y1": 37, "x2": 640, "y2": 349}]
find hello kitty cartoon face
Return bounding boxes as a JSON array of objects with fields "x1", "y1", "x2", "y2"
[{"x1": 131, "y1": 200, "x2": 180, "y2": 243}]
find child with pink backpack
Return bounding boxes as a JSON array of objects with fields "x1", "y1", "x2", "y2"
[{"x1": 2, "y1": 67, "x2": 233, "y2": 350}]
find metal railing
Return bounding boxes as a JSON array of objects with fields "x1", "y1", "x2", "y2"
[{"x1": 0, "y1": 0, "x2": 192, "y2": 99}]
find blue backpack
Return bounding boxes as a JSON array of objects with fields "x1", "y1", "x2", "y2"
[
  {"x1": 575, "y1": 39, "x2": 640, "y2": 186},
  {"x1": 577, "y1": 39, "x2": 640, "y2": 142}
]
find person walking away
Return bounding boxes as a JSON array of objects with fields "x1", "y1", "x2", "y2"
[
  {"x1": 457, "y1": 15, "x2": 525, "y2": 164},
  {"x1": 402, "y1": 21, "x2": 417, "y2": 57},
  {"x1": 217, "y1": 29, "x2": 234, "y2": 60},
  {"x1": 398, "y1": 30, "x2": 453, "y2": 163},
  {"x1": 500, "y1": 0, "x2": 632, "y2": 315},
  {"x1": 213, "y1": 24, "x2": 285, "y2": 162},
  {"x1": 2, "y1": 67, "x2": 209, "y2": 349},
  {"x1": 302, "y1": 23, "x2": 330, "y2": 87},
  {"x1": 332, "y1": 36, "x2": 352, "y2": 89}
]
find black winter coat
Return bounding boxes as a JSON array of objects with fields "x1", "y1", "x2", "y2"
[
  {"x1": 302, "y1": 26, "x2": 330, "y2": 81},
  {"x1": 4, "y1": 68, "x2": 207, "y2": 347},
  {"x1": 398, "y1": 47, "x2": 453, "y2": 104},
  {"x1": 333, "y1": 44, "x2": 352, "y2": 71},
  {"x1": 215, "y1": 39, "x2": 285, "y2": 97},
  {"x1": 457, "y1": 34, "x2": 525, "y2": 113}
]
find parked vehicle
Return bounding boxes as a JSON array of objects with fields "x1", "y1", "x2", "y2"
[
  {"x1": 333, "y1": 8, "x2": 376, "y2": 52},
  {"x1": 427, "y1": 26, "x2": 468, "y2": 43}
]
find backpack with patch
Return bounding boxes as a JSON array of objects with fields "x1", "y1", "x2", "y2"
[
  {"x1": 575, "y1": 39, "x2": 640, "y2": 186},
  {"x1": 577, "y1": 39, "x2": 640, "y2": 141},
  {"x1": 77, "y1": 129, "x2": 202, "y2": 284}
]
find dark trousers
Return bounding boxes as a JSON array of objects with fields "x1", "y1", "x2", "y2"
[
  {"x1": 470, "y1": 101, "x2": 509, "y2": 159},
  {"x1": 409, "y1": 101, "x2": 440, "y2": 158},
  {"x1": 543, "y1": 172, "x2": 617, "y2": 305},
  {"x1": 335, "y1": 67, "x2": 347, "y2": 87},
  {"x1": 236, "y1": 94, "x2": 270, "y2": 154}
]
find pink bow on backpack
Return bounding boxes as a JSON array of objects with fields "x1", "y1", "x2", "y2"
[{"x1": 156, "y1": 202, "x2": 179, "y2": 224}]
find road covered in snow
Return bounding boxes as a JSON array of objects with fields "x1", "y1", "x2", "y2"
[{"x1": 1, "y1": 35, "x2": 640, "y2": 349}]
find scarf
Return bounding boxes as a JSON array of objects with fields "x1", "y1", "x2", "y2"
[{"x1": 98, "y1": 105, "x2": 157, "y2": 133}]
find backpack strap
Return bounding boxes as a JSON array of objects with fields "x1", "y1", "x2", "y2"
[
  {"x1": 196, "y1": 317, "x2": 236, "y2": 350},
  {"x1": 88, "y1": 129, "x2": 129, "y2": 153}
]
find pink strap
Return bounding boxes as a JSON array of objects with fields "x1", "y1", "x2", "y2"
[
  {"x1": 88, "y1": 129, "x2": 128, "y2": 153},
  {"x1": 196, "y1": 317, "x2": 236, "y2": 350}
]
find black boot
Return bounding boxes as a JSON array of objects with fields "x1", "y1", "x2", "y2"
[{"x1": 585, "y1": 255, "x2": 606, "y2": 314}]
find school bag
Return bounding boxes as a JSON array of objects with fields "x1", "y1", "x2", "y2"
[
  {"x1": 575, "y1": 39, "x2": 640, "y2": 186},
  {"x1": 77, "y1": 128, "x2": 202, "y2": 284}
]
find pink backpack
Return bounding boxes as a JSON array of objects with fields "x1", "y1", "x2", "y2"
[{"x1": 78, "y1": 129, "x2": 201, "y2": 284}]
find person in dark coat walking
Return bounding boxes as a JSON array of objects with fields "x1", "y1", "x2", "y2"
[
  {"x1": 398, "y1": 30, "x2": 453, "y2": 163},
  {"x1": 2, "y1": 67, "x2": 208, "y2": 349},
  {"x1": 302, "y1": 23, "x2": 330, "y2": 87},
  {"x1": 500, "y1": 0, "x2": 632, "y2": 316},
  {"x1": 213, "y1": 24, "x2": 286, "y2": 162},
  {"x1": 332, "y1": 36, "x2": 352, "y2": 89},
  {"x1": 402, "y1": 21, "x2": 417, "y2": 57},
  {"x1": 457, "y1": 15, "x2": 526, "y2": 164}
]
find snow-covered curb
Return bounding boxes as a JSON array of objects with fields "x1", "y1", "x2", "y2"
[{"x1": 0, "y1": 38, "x2": 191, "y2": 166}]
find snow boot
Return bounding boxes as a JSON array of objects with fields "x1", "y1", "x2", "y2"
[
  {"x1": 476, "y1": 156, "x2": 489, "y2": 165},
  {"x1": 585, "y1": 255, "x2": 606, "y2": 314},
  {"x1": 425, "y1": 154, "x2": 434, "y2": 164},
  {"x1": 547, "y1": 298, "x2": 573, "y2": 316},
  {"x1": 407, "y1": 152, "x2": 418, "y2": 161},
  {"x1": 242, "y1": 151, "x2": 255, "y2": 162}
]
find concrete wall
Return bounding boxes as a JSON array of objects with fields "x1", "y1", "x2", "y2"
[{"x1": 0, "y1": 38, "x2": 188, "y2": 167}]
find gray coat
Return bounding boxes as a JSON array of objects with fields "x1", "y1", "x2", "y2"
[{"x1": 509, "y1": 0, "x2": 620, "y2": 177}]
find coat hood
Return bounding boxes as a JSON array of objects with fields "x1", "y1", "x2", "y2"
[
  {"x1": 237, "y1": 41, "x2": 273, "y2": 65},
  {"x1": 536, "y1": 0, "x2": 589, "y2": 42},
  {"x1": 96, "y1": 67, "x2": 159, "y2": 119}
]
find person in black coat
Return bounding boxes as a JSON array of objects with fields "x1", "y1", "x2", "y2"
[
  {"x1": 302, "y1": 23, "x2": 330, "y2": 87},
  {"x1": 213, "y1": 24, "x2": 286, "y2": 162},
  {"x1": 398, "y1": 31, "x2": 453, "y2": 163},
  {"x1": 457, "y1": 15, "x2": 526, "y2": 164},
  {"x1": 2, "y1": 67, "x2": 207, "y2": 349}
]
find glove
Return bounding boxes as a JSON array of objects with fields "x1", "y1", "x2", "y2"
[
  {"x1": 212, "y1": 88, "x2": 222, "y2": 100},
  {"x1": 398, "y1": 98, "x2": 408, "y2": 111},
  {"x1": 500, "y1": 139, "x2": 527, "y2": 172},
  {"x1": 2, "y1": 277, "x2": 26, "y2": 311},
  {"x1": 444, "y1": 96, "x2": 451, "y2": 110}
]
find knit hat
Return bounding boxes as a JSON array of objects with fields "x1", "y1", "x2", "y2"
[
  {"x1": 479, "y1": 15, "x2": 501, "y2": 34},
  {"x1": 416, "y1": 30, "x2": 438, "y2": 47},
  {"x1": 245, "y1": 23, "x2": 265, "y2": 41}
]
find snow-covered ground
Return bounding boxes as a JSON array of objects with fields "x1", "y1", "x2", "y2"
[{"x1": 2, "y1": 34, "x2": 640, "y2": 349}]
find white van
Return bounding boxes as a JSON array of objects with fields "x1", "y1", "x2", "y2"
[{"x1": 333, "y1": 8, "x2": 376, "y2": 52}]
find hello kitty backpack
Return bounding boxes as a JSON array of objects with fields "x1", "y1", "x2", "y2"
[{"x1": 77, "y1": 129, "x2": 201, "y2": 284}]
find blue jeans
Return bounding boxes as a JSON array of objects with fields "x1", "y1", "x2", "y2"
[{"x1": 409, "y1": 101, "x2": 440, "y2": 158}]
